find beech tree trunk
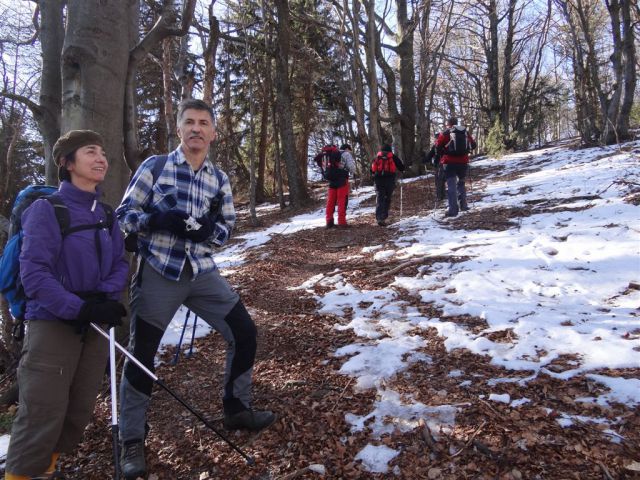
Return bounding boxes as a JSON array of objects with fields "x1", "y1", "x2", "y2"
[
  {"x1": 396, "y1": 0, "x2": 416, "y2": 167},
  {"x1": 61, "y1": 0, "x2": 133, "y2": 205},
  {"x1": 346, "y1": 0, "x2": 375, "y2": 161},
  {"x1": 38, "y1": 0, "x2": 65, "y2": 185},
  {"x1": 364, "y1": 0, "x2": 382, "y2": 156}
]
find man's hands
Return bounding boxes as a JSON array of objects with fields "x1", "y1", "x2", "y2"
[
  {"x1": 148, "y1": 210, "x2": 190, "y2": 235},
  {"x1": 148, "y1": 205, "x2": 222, "y2": 243},
  {"x1": 184, "y1": 215, "x2": 213, "y2": 243}
]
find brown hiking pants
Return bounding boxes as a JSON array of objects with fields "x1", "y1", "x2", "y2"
[{"x1": 5, "y1": 320, "x2": 108, "y2": 476}]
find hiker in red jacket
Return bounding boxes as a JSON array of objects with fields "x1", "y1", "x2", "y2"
[
  {"x1": 314, "y1": 144, "x2": 356, "y2": 228},
  {"x1": 436, "y1": 117, "x2": 477, "y2": 217}
]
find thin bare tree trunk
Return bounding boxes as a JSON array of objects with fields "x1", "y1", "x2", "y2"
[
  {"x1": 162, "y1": 39, "x2": 177, "y2": 151},
  {"x1": 202, "y1": 5, "x2": 220, "y2": 106},
  {"x1": 274, "y1": 0, "x2": 311, "y2": 207},
  {"x1": 364, "y1": 0, "x2": 381, "y2": 154},
  {"x1": 617, "y1": 0, "x2": 636, "y2": 139},
  {"x1": 346, "y1": 0, "x2": 374, "y2": 161}
]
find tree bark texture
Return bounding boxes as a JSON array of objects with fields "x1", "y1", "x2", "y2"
[
  {"x1": 364, "y1": 0, "x2": 381, "y2": 158},
  {"x1": 38, "y1": 0, "x2": 65, "y2": 185},
  {"x1": 62, "y1": 0, "x2": 133, "y2": 206},
  {"x1": 396, "y1": 0, "x2": 417, "y2": 167},
  {"x1": 274, "y1": 0, "x2": 311, "y2": 207}
]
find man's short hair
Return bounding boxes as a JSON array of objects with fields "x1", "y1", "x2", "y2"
[
  {"x1": 447, "y1": 117, "x2": 458, "y2": 126},
  {"x1": 177, "y1": 98, "x2": 214, "y2": 123}
]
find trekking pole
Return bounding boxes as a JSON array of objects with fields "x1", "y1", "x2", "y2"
[
  {"x1": 108, "y1": 327, "x2": 120, "y2": 480},
  {"x1": 434, "y1": 165, "x2": 441, "y2": 215},
  {"x1": 172, "y1": 309, "x2": 192, "y2": 365},
  {"x1": 89, "y1": 323, "x2": 256, "y2": 466},
  {"x1": 424, "y1": 165, "x2": 432, "y2": 216},
  {"x1": 399, "y1": 172, "x2": 404, "y2": 218},
  {"x1": 186, "y1": 313, "x2": 199, "y2": 358},
  {"x1": 468, "y1": 163, "x2": 474, "y2": 207}
]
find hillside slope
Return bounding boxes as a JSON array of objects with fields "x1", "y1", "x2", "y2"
[{"x1": 58, "y1": 140, "x2": 640, "y2": 479}]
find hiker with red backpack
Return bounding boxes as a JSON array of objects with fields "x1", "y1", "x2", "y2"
[
  {"x1": 371, "y1": 144, "x2": 405, "y2": 227},
  {"x1": 435, "y1": 117, "x2": 477, "y2": 217},
  {"x1": 314, "y1": 144, "x2": 356, "y2": 228},
  {"x1": 3, "y1": 130, "x2": 129, "y2": 480}
]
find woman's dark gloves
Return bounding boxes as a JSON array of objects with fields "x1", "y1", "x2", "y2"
[
  {"x1": 148, "y1": 210, "x2": 189, "y2": 235},
  {"x1": 76, "y1": 299, "x2": 127, "y2": 331}
]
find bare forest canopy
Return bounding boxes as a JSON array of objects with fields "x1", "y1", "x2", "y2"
[{"x1": 0, "y1": 0, "x2": 637, "y2": 223}]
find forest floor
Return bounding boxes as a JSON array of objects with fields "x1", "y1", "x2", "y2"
[{"x1": 3, "y1": 143, "x2": 640, "y2": 480}]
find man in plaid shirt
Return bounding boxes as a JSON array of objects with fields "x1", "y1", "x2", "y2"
[{"x1": 116, "y1": 99, "x2": 275, "y2": 479}]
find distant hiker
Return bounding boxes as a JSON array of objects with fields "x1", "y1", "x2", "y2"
[
  {"x1": 423, "y1": 132, "x2": 445, "y2": 202},
  {"x1": 4, "y1": 130, "x2": 128, "y2": 480},
  {"x1": 314, "y1": 143, "x2": 356, "y2": 228},
  {"x1": 117, "y1": 98, "x2": 275, "y2": 480},
  {"x1": 436, "y1": 117, "x2": 477, "y2": 217},
  {"x1": 371, "y1": 144, "x2": 405, "y2": 226}
]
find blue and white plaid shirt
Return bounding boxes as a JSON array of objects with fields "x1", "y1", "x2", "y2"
[{"x1": 116, "y1": 147, "x2": 235, "y2": 281}]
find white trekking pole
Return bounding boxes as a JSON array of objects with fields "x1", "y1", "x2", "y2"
[
  {"x1": 90, "y1": 323, "x2": 255, "y2": 465},
  {"x1": 108, "y1": 327, "x2": 120, "y2": 480},
  {"x1": 399, "y1": 172, "x2": 404, "y2": 218}
]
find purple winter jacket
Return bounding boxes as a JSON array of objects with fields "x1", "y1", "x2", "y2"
[{"x1": 19, "y1": 181, "x2": 129, "y2": 321}]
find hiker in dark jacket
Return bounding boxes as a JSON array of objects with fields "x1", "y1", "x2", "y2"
[
  {"x1": 116, "y1": 98, "x2": 275, "y2": 479},
  {"x1": 371, "y1": 144, "x2": 405, "y2": 226},
  {"x1": 4, "y1": 130, "x2": 128, "y2": 480},
  {"x1": 436, "y1": 117, "x2": 476, "y2": 217},
  {"x1": 423, "y1": 132, "x2": 445, "y2": 202}
]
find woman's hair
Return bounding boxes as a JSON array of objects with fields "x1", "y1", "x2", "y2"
[{"x1": 58, "y1": 151, "x2": 75, "y2": 182}]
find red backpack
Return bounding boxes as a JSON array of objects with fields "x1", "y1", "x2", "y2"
[
  {"x1": 371, "y1": 151, "x2": 396, "y2": 175},
  {"x1": 316, "y1": 145, "x2": 348, "y2": 187}
]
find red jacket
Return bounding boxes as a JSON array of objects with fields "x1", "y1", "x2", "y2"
[{"x1": 436, "y1": 126, "x2": 476, "y2": 165}]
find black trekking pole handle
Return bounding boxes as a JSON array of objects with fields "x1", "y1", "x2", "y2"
[{"x1": 90, "y1": 323, "x2": 256, "y2": 466}]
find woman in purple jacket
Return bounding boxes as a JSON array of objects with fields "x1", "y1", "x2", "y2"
[{"x1": 4, "y1": 130, "x2": 129, "y2": 480}]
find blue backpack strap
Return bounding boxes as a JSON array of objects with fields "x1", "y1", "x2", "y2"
[
  {"x1": 214, "y1": 164, "x2": 224, "y2": 188},
  {"x1": 122, "y1": 154, "x2": 169, "y2": 254},
  {"x1": 150, "y1": 154, "x2": 169, "y2": 183}
]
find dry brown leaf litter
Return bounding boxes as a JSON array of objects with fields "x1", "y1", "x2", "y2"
[{"x1": 3, "y1": 166, "x2": 639, "y2": 479}]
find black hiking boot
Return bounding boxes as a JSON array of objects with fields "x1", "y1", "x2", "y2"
[
  {"x1": 120, "y1": 439, "x2": 146, "y2": 480},
  {"x1": 224, "y1": 409, "x2": 276, "y2": 431}
]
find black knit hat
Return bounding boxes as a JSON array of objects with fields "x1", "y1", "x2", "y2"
[
  {"x1": 340, "y1": 144, "x2": 352, "y2": 151},
  {"x1": 381, "y1": 144, "x2": 393, "y2": 152},
  {"x1": 53, "y1": 130, "x2": 105, "y2": 166}
]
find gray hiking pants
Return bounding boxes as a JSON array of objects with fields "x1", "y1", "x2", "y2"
[
  {"x1": 445, "y1": 164, "x2": 468, "y2": 215},
  {"x1": 5, "y1": 321, "x2": 108, "y2": 476},
  {"x1": 119, "y1": 261, "x2": 255, "y2": 443}
]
